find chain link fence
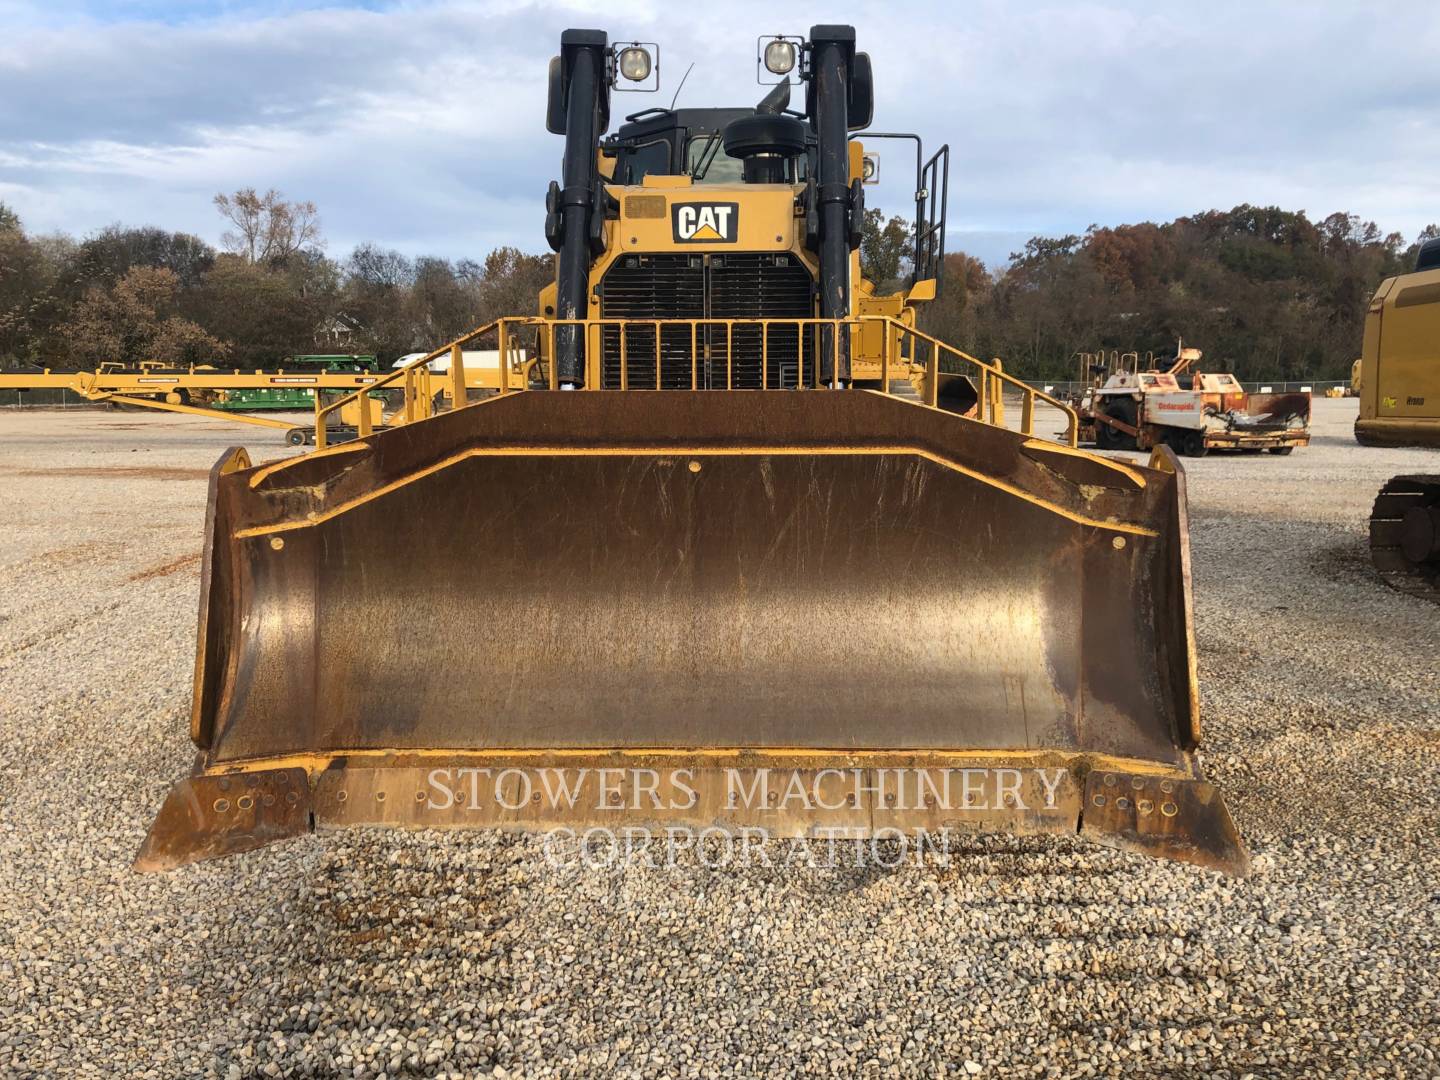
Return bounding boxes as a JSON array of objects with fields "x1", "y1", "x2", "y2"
[
  {"x1": 0, "y1": 388, "x2": 93, "y2": 408},
  {"x1": 2, "y1": 382, "x2": 1354, "y2": 411},
  {"x1": 1023, "y1": 379, "x2": 1351, "y2": 398}
]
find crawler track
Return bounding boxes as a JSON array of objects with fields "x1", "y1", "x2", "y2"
[{"x1": 1369, "y1": 474, "x2": 1440, "y2": 602}]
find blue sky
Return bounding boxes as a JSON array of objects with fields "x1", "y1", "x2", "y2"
[{"x1": 1, "y1": 0, "x2": 1437, "y2": 269}]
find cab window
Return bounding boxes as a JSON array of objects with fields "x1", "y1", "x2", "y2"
[
  {"x1": 685, "y1": 136, "x2": 746, "y2": 184},
  {"x1": 613, "y1": 138, "x2": 674, "y2": 184}
]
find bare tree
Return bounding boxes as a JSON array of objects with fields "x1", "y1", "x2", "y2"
[{"x1": 213, "y1": 188, "x2": 322, "y2": 265}]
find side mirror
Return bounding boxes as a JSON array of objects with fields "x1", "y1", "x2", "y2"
[
  {"x1": 546, "y1": 56, "x2": 566, "y2": 134},
  {"x1": 848, "y1": 51, "x2": 874, "y2": 130}
]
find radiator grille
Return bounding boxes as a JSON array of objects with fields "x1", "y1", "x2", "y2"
[{"x1": 598, "y1": 253, "x2": 816, "y2": 388}]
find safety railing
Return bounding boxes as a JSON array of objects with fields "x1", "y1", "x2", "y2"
[
  {"x1": 877, "y1": 318, "x2": 1080, "y2": 445},
  {"x1": 312, "y1": 315, "x2": 1079, "y2": 448},
  {"x1": 313, "y1": 320, "x2": 515, "y2": 449}
]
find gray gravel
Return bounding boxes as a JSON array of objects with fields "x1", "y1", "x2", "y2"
[{"x1": 1, "y1": 399, "x2": 1437, "y2": 1079}]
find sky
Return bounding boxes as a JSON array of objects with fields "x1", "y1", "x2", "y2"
[{"x1": 1, "y1": 0, "x2": 1437, "y2": 269}]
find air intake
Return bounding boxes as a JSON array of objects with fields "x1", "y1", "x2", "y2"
[{"x1": 598, "y1": 253, "x2": 816, "y2": 388}]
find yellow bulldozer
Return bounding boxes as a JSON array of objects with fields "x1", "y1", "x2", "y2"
[
  {"x1": 136, "y1": 26, "x2": 1246, "y2": 875},
  {"x1": 1354, "y1": 239, "x2": 1440, "y2": 602}
]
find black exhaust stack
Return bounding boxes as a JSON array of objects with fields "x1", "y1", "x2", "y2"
[
  {"x1": 545, "y1": 29, "x2": 610, "y2": 387},
  {"x1": 805, "y1": 25, "x2": 869, "y2": 385}
]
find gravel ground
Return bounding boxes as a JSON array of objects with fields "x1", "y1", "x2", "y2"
[{"x1": 1, "y1": 399, "x2": 1437, "y2": 1079}]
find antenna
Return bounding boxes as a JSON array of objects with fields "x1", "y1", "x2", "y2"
[{"x1": 669, "y1": 62, "x2": 695, "y2": 110}]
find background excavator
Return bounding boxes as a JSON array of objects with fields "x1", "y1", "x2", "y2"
[
  {"x1": 136, "y1": 26, "x2": 1247, "y2": 876},
  {"x1": 1355, "y1": 238, "x2": 1440, "y2": 602}
]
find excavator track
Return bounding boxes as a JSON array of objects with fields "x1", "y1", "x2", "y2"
[{"x1": 1368, "y1": 475, "x2": 1440, "y2": 603}]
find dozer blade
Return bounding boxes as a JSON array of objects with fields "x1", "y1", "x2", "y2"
[{"x1": 137, "y1": 391, "x2": 1247, "y2": 875}]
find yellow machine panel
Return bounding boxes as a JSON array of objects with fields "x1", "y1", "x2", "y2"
[
  {"x1": 1356, "y1": 256, "x2": 1440, "y2": 603},
  {"x1": 612, "y1": 184, "x2": 801, "y2": 253},
  {"x1": 1357, "y1": 268, "x2": 1440, "y2": 446}
]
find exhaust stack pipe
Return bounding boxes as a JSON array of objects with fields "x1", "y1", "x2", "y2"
[
  {"x1": 808, "y1": 25, "x2": 858, "y2": 386},
  {"x1": 546, "y1": 30, "x2": 610, "y2": 387}
]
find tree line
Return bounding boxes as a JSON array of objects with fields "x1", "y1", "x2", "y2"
[
  {"x1": 0, "y1": 189, "x2": 551, "y2": 371},
  {"x1": 1, "y1": 191, "x2": 1430, "y2": 381},
  {"x1": 861, "y1": 205, "x2": 1437, "y2": 382}
]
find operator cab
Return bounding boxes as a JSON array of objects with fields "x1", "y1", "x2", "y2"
[{"x1": 604, "y1": 80, "x2": 812, "y2": 186}]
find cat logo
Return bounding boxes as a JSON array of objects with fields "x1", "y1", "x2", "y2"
[{"x1": 672, "y1": 202, "x2": 738, "y2": 243}]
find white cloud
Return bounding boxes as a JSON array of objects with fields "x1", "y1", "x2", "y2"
[{"x1": 1, "y1": 0, "x2": 1437, "y2": 269}]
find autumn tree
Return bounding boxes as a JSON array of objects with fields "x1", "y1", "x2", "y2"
[
  {"x1": 59, "y1": 266, "x2": 228, "y2": 367},
  {"x1": 59, "y1": 225, "x2": 216, "y2": 295},
  {"x1": 859, "y1": 209, "x2": 912, "y2": 290},
  {"x1": 409, "y1": 256, "x2": 482, "y2": 342},
  {"x1": 341, "y1": 244, "x2": 418, "y2": 359},
  {"x1": 919, "y1": 251, "x2": 991, "y2": 349},
  {"x1": 214, "y1": 188, "x2": 322, "y2": 265},
  {"x1": 473, "y1": 247, "x2": 552, "y2": 323},
  {"x1": 0, "y1": 218, "x2": 45, "y2": 364},
  {"x1": 183, "y1": 256, "x2": 332, "y2": 367}
]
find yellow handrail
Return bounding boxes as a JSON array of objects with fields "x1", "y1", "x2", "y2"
[
  {"x1": 310, "y1": 314, "x2": 1079, "y2": 448},
  {"x1": 313, "y1": 319, "x2": 505, "y2": 449},
  {"x1": 870, "y1": 317, "x2": 1079, "y2": 446}
]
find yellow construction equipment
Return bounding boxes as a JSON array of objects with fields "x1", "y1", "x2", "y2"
[
  {"x1": 136, "y1": 25, "x2": 1247, "y2": 875},
  {"x1": 0, "y1": 355, "x2": 530, "y2": 444},
  {"x1": 1355, "y1": 241, "x2": 1440, "y2": 601},
  {"x1": 0, "y1": 363, "x2": 382, "y2": 438}
]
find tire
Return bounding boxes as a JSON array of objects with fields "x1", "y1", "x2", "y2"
[
  {"x1": 286, "y1": 428, "x2": 309, "y2": 447},
  {"x1": 1181, "y1": 430, "x2": 1209, "y2": 458},
  {"x1": 1093, "y1": 415, "x2": 1116, "y2": 450},
  {"x1": 1268, "y1": 446, "x2": 1295, "y2": 455},
  {"x1": 1097, "y1": 397, "x2": 1139, "y2": 451}
]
